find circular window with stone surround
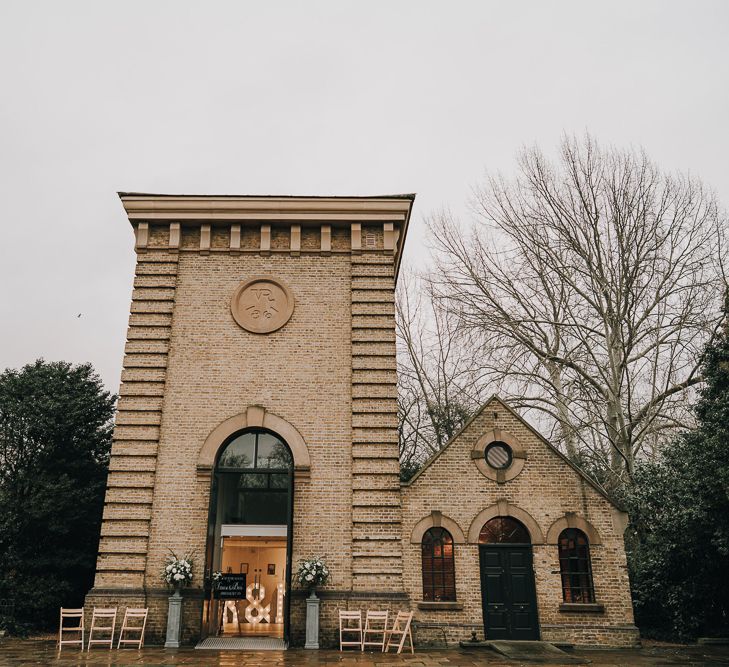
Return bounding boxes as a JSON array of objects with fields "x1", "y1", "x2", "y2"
[
  {"x1": 231, "y1": 276, "x2": 295, "y2": 334},
  {"x1": 484, "y1": 441, "x2": 513, "y2": 470},
  {"x1": 472, "y1": 430, "x2": 526, "y2": 483}
]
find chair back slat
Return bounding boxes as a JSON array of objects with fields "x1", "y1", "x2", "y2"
[
  {"x1": 92, "y1": 608, "x2": 117, "y2": 617},
  {"x1": 60, "y1": 608, "x2": 84, "y2": 617}
]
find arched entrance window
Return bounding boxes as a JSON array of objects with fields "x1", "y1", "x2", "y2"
[
  {"x1": 478, "y1": 516, "x2": 539, "y2": 640},
  {"x1": 216, "y1": 430, "x2": 292, "y2": 525},
  {"x1": 479, "y1": 516, "x2": 531, "y2": 544},
  {"x1": 421, "y1": 527, "x2": 456, "y2": 601},
  {"x1": 558, "y1": 528, "x2": 595, "y2": 603},
  {"x1": 203, "y1": 429, "x2": 294, "y2": 642}
]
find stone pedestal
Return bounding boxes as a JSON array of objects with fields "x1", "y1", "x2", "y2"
[
  {"x1": 304, "y1": 591, "x2": 320, "y2": 649},
  {"x1": 164, "y1": 588, "x2": 183, "y2": 648}
]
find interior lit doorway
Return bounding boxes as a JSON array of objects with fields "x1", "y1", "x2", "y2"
[
  {"x1": 219, "y1": 533, "x2": 287, "y2": 637},
  {"x1": 202, "y1": 429, "x2": 293, "y2": 643}
]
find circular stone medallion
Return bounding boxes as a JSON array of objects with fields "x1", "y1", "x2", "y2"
[{"x1": 231, "y1": 276, "x2": 294, "y2": 334}]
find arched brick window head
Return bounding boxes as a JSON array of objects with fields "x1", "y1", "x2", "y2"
[
  {"x1": 479, "y1": 517, "x2": 530, "y2": 544},
  {"x1": 558, "y1": 528, "x2": 595, "y2": 603},
  {"x1": 421, "y1": 527, "x2": 456, "y2": 601}
]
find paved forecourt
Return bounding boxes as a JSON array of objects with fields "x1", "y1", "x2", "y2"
[{"x1": 2, "y1": 638, "x2": 729, "y2": 666}]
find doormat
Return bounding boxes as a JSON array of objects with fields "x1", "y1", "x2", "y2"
[
  {"x1": 486, "y1": 640, "x2": 588, "y2": 663},
  {"x1": 195, "y1": 636, "x2": 286, "y2": 650}
]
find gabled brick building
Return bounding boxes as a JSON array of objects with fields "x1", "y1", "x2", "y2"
[{"x1": 86, "y1": 193, "x2": 638, "y2": 648}]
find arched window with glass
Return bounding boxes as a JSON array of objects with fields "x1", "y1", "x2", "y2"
[
  {"x1": 558, "y1": 528, "x2": 595, "y2": 603},
  {"x1": 215, "y1": 429, "x2": 293, "y2": 525},
  {"x1": 421, "y1": 527, "x2": 456, "y2": 601},
  {"x1": 478, "y1": 516, "x2": 531, "y2": 544}
]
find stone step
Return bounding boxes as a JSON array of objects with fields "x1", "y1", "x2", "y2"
[
  {"x1": 133, "y1": 274, "x2": 178, "y2": 288},
  {"x1": 95, "y1": 554, "x2": 147, "y2": 572},
  {"x1": 99, "y1": 518, "x2": 151, "y2": 538},
  {"x1": 126, "y1": 326, "x2": 172, "y2": 340},
  {"x1": 116, "y1": 396, "x2": 165, "y2": 412},
  {"x1": 110, "y1": 440, "x2": 159, "y2": 457},
  {"x1": 130, "y1": 300, "x2": 175, "y2": 314},
  {"x1": 352, "y1": 356, "x2": 397, "y2": 371},
  {"x1": 98, "y1": 536, "x2": 148, "y2": 554},
  {"x1": 122, "y1": 354, "x2": 169, "y2": 369},
  {"x1": 352, "y1": 428, "x2": 399, "y2": 444},
  {"x1": 121, "y1": 367, "x2": 167, "y2": 383},
  {"x1": 115, "y1": 411, "x2": 162, "y2": 426},
  {"x1": 128, "y1": 313, "x2": 173, "y2": 327},
  {"x1": 124, "y1": 340, "x2": 170, "y2": 355},
  {"x1": 351, "y1": 328, "x2": 395, "y2": 343},
  {"x1": 108, "y1": 455, "x2": 157, "y2": 473},
  {"x1": 102, "y1": 502, "x2": 152, "y2": 521},
  {"x1": 135, "y1": 262, "x2": 179, "y2": 275},
  {"x1": 105, "y1": 470, "x2": 156, "y2": 489},
  {"x1": 113, "y1": 425, "x2": 160, "y2": 442},
  {"x1": 119, "y1": 381, "x2": 166, "y2": 397},
  {"x1": 131, "y1": 287, "x2": 176, "y2": 301}
]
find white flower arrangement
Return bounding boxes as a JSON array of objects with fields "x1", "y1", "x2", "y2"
[
  {"x1": 162, "y1": 552, "x2": 194, "y2": 588},
  {"x1": 296, "y1": 556, "x2": 330, "y2": 591}
]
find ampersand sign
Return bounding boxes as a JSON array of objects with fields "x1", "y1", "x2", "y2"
[{"x1": 244, "y1": 583, "x2": 271, "y2": 625}]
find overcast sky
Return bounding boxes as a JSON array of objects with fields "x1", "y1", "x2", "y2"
[{"x1": 1, "y1": 1, "x2": 727, "y2": 391}]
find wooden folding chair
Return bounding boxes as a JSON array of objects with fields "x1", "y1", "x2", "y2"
[
  {"x1": 362, "y1": 609, "x2": 389, "y2": 652},
  {"x1": 87, "y1": 607, "x2": 117, "y2": 650},
  {"x1": 117, "y1": 607, "x2": 148, "y2": 649},
  {"x1": 338, "y1": 610, "x2": 363, "y2": 651},
  {"x1": 385, "y1": 610, "x2": 414, "y2": 654},
  {"x1": 58, "y1": 608, "x2": 84, "y2": 650}
]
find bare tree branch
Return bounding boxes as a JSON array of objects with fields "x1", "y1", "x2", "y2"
[{"x1": 428, "y1": 133, "x2": 727, "y2": 487}]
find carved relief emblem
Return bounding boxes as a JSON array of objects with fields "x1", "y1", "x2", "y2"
[{"x1": 231, "y1": 276, "x2": 294, "y2": 334}]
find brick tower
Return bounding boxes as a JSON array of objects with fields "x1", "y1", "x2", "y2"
[{"x1": 86, "y1": 194, "x2": 414, "y2": 646}]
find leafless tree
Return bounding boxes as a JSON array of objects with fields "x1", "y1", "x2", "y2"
[
  {"x1": 396, "y1": 269, "x2": 487, "y2": 477},
  {"x1": 429, "y1": 134, "x2": 726, "y2": 487}
]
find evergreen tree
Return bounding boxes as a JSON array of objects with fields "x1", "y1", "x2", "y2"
[
  {"x1": 0, "y1": 360, "x2": 115, "y2": 631},
  {"x1": 626, "y1": 319, "x2": 729, "y2": 638}
]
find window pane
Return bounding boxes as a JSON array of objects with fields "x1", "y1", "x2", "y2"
[
  {"x1": 485, "y1": 442, "x2": 512, "y2": 469},
  {"x1": 218, "y1": 473, "x2": 244, "y2": 523},
  {"x1": 219, "y1": 474, "x2": 288, "y2": 524},
  {"x1": 238, "y1": 473, "x2": 267, "y2": 489},
  {"x1": 218, "y1": 433, "x2": 256, "y2": 469},
  {"x1": 269, "y1": 473, "x2": 289, "y2": 489},
  {"x1": 479, "y1": 517, "x2": 530, "y2": 544},
  {"x1": 256, "y1": 433, "x2": 293, "y2": 469},
  {"x1": 421, "y1": 527, "x2": 456, "y2": 602},
  {"x1": 558, "y1": 528, "x2": 595, "y2": 603},
  {"x1": 241, "y1": 490, "x2": 288, "y2": 524}
]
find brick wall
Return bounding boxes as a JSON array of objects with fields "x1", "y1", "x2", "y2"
[
  {"x1": 401, "y1": 397, "x2": 639, "y2": 648},
  {"x1": 86, "y1": 197, "x2": 411, "y2": 646},
  {"x1": 87, "y1": 195, "x2": 636, "y2": 649}
]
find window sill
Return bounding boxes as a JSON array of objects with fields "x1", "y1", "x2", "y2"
[
  {"x1": 417, "y1": 602, "x2": 463, "y2": 611},
  {"x1": 559, "y1": 602, "x2": 605, "y2": 613}
]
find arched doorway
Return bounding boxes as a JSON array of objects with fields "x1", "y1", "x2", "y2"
[
  {"x1": 202, "y1": 428, "x2": 294, "y2": 643},
  {"x1": 478, "y1": 516, "x2": 539, "y2": 640}
]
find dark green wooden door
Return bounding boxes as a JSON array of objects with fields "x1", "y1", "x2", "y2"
[{"x1": 479, "y1": 545, "x2": 539, "y2": 640}]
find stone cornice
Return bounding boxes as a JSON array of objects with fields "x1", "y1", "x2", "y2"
[
  {"x1": 118, "y1": 193, "x2": 414, "y2": 224},
  {"x1": 119, "y1": 192, "x2": 415, "y2": 277}
]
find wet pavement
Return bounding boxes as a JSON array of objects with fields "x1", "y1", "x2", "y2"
[{"x1": 1, "y1": 638, "x2": 729, "y2": 666}]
